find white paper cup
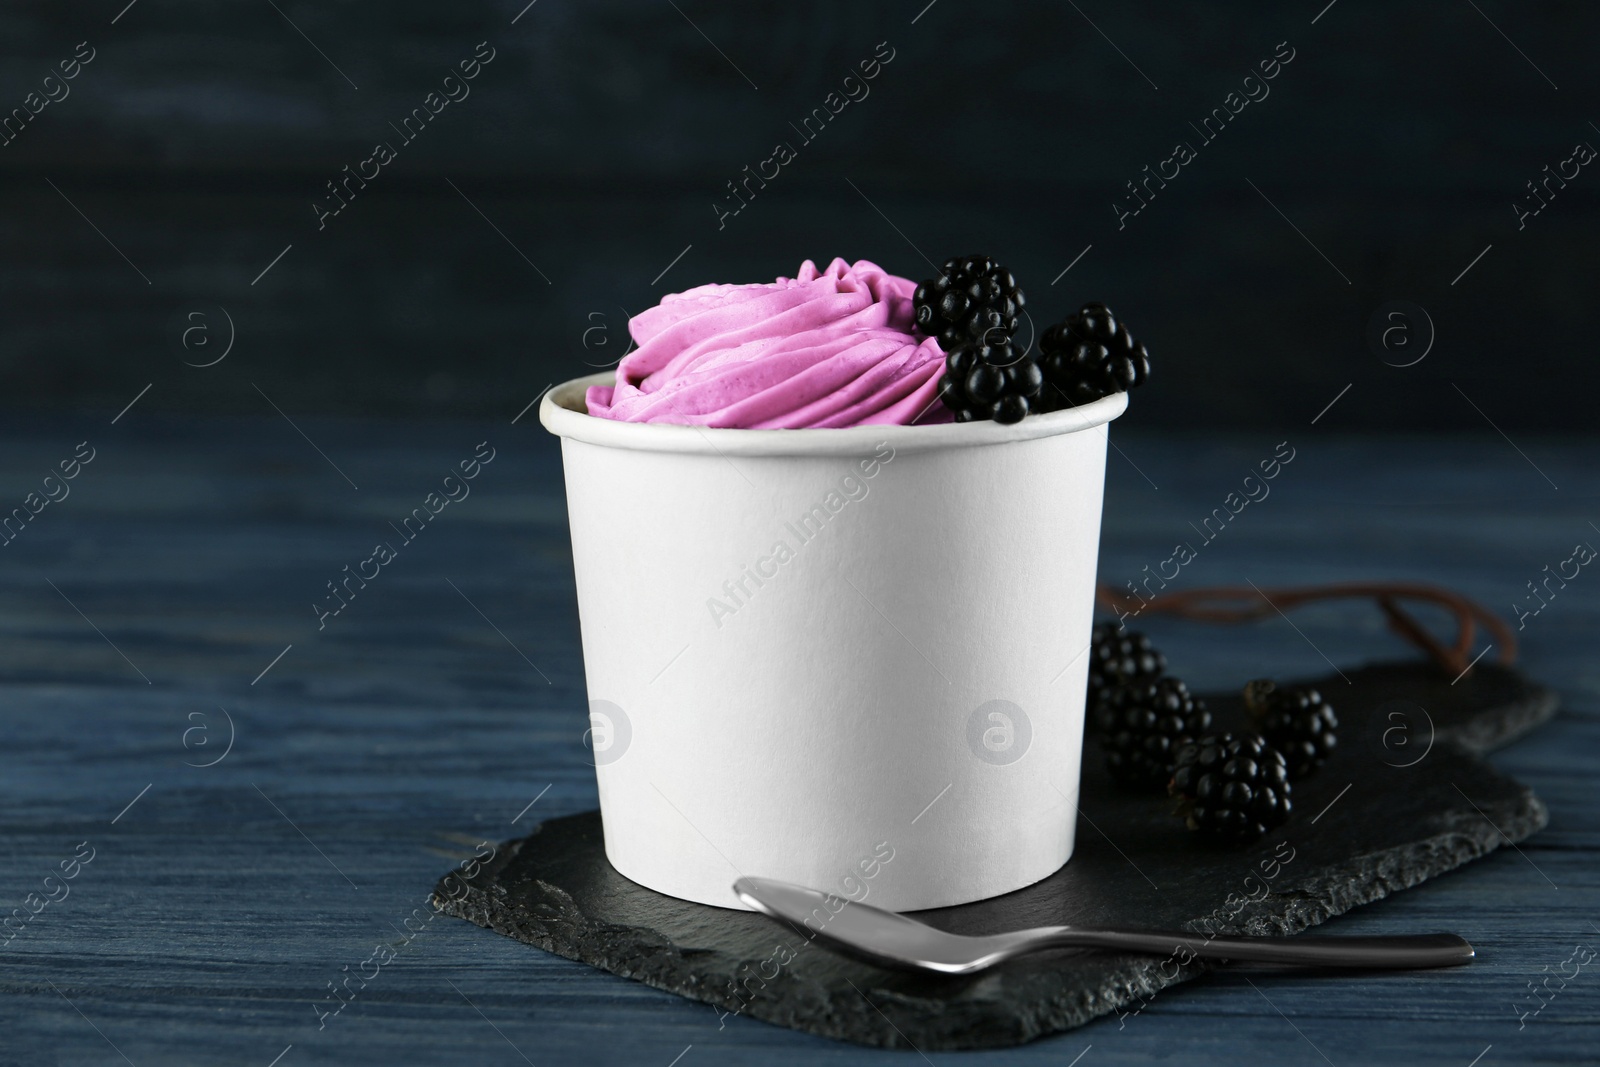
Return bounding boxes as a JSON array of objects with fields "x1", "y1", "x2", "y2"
[{"x1": 542, "y1": 373, "x2": 1126, "y2": 910}]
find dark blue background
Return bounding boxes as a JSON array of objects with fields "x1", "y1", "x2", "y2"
[{"x1": 4, "y1": 0, "x2": 1596, "y2": 430}]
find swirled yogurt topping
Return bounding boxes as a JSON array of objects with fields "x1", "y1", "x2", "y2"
[{"x1": 585, "y1": 258, "x2": 951, "y2": 428}]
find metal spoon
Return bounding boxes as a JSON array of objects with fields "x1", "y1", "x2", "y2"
[{"x1": 733, "y1": 877, "x2": 1474, "y2": 975}]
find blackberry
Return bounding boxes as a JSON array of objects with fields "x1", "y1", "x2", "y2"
[
  {"x1": 1036, "y1": 302, "x2": 1152, "y2": 412},
  {"x1": 1093, "y1": 676, "x2": 1212, "y2": 790},
  {"x1": 1168, "y1": 733, "x2": 1292, "y2": 843},
  {"x1": 937, "y1": 339, "x2": 1044, "y2": 424},
  {"x1": 1243, "y1": 679, "x2": 1339, "y2": 781},
  {"x1": 913, "y1": 255, "x2": 1027, "y2": 353},
  {"x1": 1086, "y1": 622, "x2": 1166, "y2": 716}
]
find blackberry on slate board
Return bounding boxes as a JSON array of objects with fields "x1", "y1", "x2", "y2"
[
  {"x1": 1243, "y1": 679, "x2": 1339, "y2": 781},
  {"x1": 913, "y1": 254, "x2": 1027, "y2": 352},
  {"x1": 1168, "y1": 733, "x2": 1293, "y2": 843},
  {"x1": 1086, "y1": 622, "x2": 1166, "y2": 716},
  {"x1": 1093, "y1": 676, "x2": 1212, "y2": 790},
  {"x1": 1037, "y1": 302, "x2": 1152, "y2": 411}
]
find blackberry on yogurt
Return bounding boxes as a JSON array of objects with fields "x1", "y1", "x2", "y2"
[
  {"x1": 939, "y1": 339, "x2": 1045, "y2": 424},
  {"x1": 1036, "y1": 302, "x2": 1152, "y2": 411},
  {"x1": 913, "y1": 255, "x2": 1027, "y2": 352}
]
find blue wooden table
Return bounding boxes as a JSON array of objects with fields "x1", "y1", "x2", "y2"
[{"x1": 1, "y1": 411, "x2": 1593, "y2": 1066}]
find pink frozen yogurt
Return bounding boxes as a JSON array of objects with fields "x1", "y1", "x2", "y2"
[{"x1": 585, "y1": 258, "x2": 952, "y2": 428}]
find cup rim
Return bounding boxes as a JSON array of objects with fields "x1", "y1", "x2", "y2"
[{"x1": 539, "y1": 372, "x2": 1128, "y2": 457}]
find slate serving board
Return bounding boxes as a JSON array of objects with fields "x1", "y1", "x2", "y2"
[{"x1": 433, "y1": 660, "x2": 1555, "y2": 1050}]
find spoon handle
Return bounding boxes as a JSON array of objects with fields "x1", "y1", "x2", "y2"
[{"x1": 1055, "y1": 928, "x2": 1474, "y2": 968}]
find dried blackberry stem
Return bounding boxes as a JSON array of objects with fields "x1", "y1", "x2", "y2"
[{"x1": 1094, "y1": 581, "x2": 1516, "y2": 678}]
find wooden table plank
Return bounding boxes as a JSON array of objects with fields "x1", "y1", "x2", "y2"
[{"x1": 0, "y1": 416, "x2": 1594, "y2": 1065}]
